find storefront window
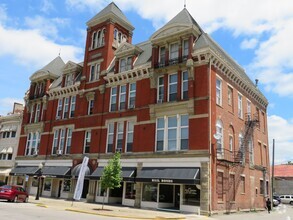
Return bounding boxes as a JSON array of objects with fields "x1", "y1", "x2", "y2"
[
  {"x1": 142, "y1": 183, "x2": 157, "y2": 202},
  {"x1": 109, "y1": 186, "x2": 123, "y2": 197},
  {"x1": 97, "y1": 182, "x2": 106, "y2": 196},
  {"x1": 32, "y1": 179, "x2": 38, "y2": 187},
  {"x1": 17, "y1": 177, "x2": 24, "y2": 185},
  {"x1": 44, "y1": 178, "x2": 52, "y2": 191},
  {"x1": 183, "y1": 185, "x2": 200, "y2": 206},
  {"x1": 159, "y1": 185, "x2": 174, "y2": 203},
  {"x1": 63, "y1": 179, "x2": 71, "y2": 192},
  {"x1": 125, "y1": 182, "x2": 135, "y2": 199}
]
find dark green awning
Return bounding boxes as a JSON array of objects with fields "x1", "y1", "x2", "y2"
[
  {"x1": 41, "y1": 166, "x2": 71, "y2": 178},
  {"x1": 10, "y1": 166, "x2": 39, "y2": 176},
  {"x1": 90, "y1": 167, "x2": 136, "y2": 181}
]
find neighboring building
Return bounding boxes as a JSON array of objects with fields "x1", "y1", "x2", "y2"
[
  {"x1": 273, "y1": 164, "x2": 293, "y2": 195},
  {"x1": 12, "y1": 2, "x2": 269, "y2": 215},
  {"x1": 0, "y1": 103, "x2": 23, "y2": 183}
]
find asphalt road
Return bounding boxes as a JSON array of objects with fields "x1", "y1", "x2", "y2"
[{"x1": 0, "y1": 200, "x2": 126, "y2": 220}]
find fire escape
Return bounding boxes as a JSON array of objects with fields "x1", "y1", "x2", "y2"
[{"x1": 216, "y1": 113, "x2": 259, "y2": 212}]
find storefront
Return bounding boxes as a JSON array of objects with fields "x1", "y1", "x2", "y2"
[{"x1": 136, "y1": 167, "x2": 201, "y2": 213}]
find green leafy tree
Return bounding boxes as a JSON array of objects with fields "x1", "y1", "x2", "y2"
[{"x1": 100, "y1": 152, "x2": 122, "y2": 209}]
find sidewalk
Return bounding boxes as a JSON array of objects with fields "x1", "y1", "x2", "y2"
[{"x1": 29, "y1": 195, "x2": 210, "y2": 220}]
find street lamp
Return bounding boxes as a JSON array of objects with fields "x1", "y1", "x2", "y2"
[{"x1": 35, "y1": 163, "x2": 43, "y2": 200}]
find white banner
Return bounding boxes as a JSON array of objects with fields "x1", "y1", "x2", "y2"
[{"x1": 73, "y1": 156, "x2": 89, "y2": 200}]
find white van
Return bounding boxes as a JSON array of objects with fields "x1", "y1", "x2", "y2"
[{"x1": 279, "y1": 195, "x2": 293, "y2": 204}]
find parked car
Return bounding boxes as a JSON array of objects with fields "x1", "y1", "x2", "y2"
[
  {"x1": 273, "y1": 195, "x2": 281, "y2": 204},
  {"x1": 0, "y1": 185, "x2": 29, "y2": 202},
  {"x1": 273, "y1": 198, "x2": 279, "y2": 207},
  {"x1": 279, "y1": 195, "x2": 293, "y2": 205}
]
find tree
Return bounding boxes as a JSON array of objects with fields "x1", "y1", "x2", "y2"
[{"x1": 100, "y1": 152, "x2": 122, "y2": 209}]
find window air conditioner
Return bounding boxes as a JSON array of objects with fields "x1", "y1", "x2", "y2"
[
  {"x1": 129, "y1": 104, "x2": 135, "y2": 109},
  {"x1": 57, "y1": 150, "x2": 62, "y2": 155},
  {"x1": 157, "y1": 99, "x2": 163, "y2": 104},
  {"x1": 116, "y1": 148, "x2": 122, "y2": 153}
]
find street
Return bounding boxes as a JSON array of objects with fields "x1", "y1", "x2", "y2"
[{"x1": 0, "y1": 200, "x2": 125, "y2": 220}]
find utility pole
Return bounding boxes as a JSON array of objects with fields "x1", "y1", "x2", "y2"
[{"x1": 271, "y1": 139, "x2": 275, "y2": 200}]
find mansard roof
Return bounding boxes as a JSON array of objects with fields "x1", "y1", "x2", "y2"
[
  {"x1": 29, "y1": 56, "x2": 65, "y2": 82},
  {"x1": 87, "y1": 2, "x2": 134, "y2": 31},
  {"x1": 150, "y1": 8, "x2": 202, "y2": 42}
]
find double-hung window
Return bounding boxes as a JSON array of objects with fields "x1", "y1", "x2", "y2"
[
  {"x1": 30, "y1": 104, "x2": 35, "y2": 123},
  {"x1": 182, "y1": 71, "x2": 188, "y2": 99},
  {"x1": 159, "y1": 47, "x2": 166, "y2": 66},
  {"x1": 120, "y1": 57, "x2": 132, "y2": 72},
  {"x1": 65, "y1": 128, "x2": 72, "y2": 154},
  {"x1": 157, "y1": 76, "x2": 164, "y2": 102},
  {"x1": 88, "y1": 99, "x2": 94, "y2": 115},
  {"x1": 228, "y1": 86, "x2": 233, "y2": 106},
  {"x1": 69, "y1": 96, "x2": 76, "y2": 118},
  {"x1": 216, "y1": 120, "x2": 223, "y2": 157},
  {"x1": 238, "y1": 94, "x2": 243, "y2": 118},
  {"x1": 126, "y1": 122, "x2": 134, "y2": 152},
  {"x1": 128, "y1": 83, "x2": 136, "y2": 108},
  {"x1": 84, "y1": 131, "x2": 91, "y2": 153},
  {"x1": 182, "y1": 39, "x2": 189, "y2": 60},
  {"x1": 25, "y1": 132, "x2": 40, "y2": 156},
  {"x1": 216, "y1": 78, "x2": 222, "y2": 106},
  {"x1": 89, "y1": 63, "x2": 100, "y2": 81},
  {"x1": 156, "y1": 114, "x2": 189, "y2": 151},
  {"x1": 52, "y1": 130, "x2": 59, "y2": 155},
  {"x1": 59, "y1": 129, "x2": 65, "y2": 154},
  {"x1": 169, "y1": 43, "x2": 179, "y2": 63},
  {"x1": 34, "y1": 103, "x2": 41, "y2": 123},
  {"x1": 92, "y1": 32, "x2": 97, "y2": 49},
  {"x1": 65, "y1": 73, "x2": 74, "y2": 86},
  {"x1": 56, "y1": 99, "x2": 63, "y2": 119},
  {"x1": 116, "y1": 122, "x2": 124, "y2": 152},
  {"x1": 168, "y1": 74, "x2": 178, "y2": 101},
  {"x1": 119, "y1": 85, "x2": 126, "y2": 110},
  {"x1": 63, "y1": 97, "x2": 69, "y2": 119},
  {"x1": 110, "y1": 87, "x2": 117, "y2": 112},
  {"x1": 106, "y1": 123, "x2": 114, "y2": 153},
  {"x1": 247, "y1": 100, "x2": 251, "y2": 120}
]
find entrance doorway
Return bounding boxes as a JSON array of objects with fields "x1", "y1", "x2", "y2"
[
  {"x1": 158, "y1": 184, "x2": 180, "y2": 211},
  {"x1": 58, "y1": 180, "x2": 62, "y2": 198}
]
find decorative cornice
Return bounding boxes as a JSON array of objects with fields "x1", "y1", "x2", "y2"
[
  {"x1": 48, "y1": 82, "x2": 80, "y2": 100},
  {"x1": 104, "y1": 63, "x2": 152, "y2": 87}
]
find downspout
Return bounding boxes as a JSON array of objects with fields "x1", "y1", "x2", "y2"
[{"x1": 208, "y1": 57, "x2": 212, "y2": 216}]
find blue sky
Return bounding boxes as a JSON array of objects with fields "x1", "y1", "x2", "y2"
[{"x1": 0, "y1": 0, "x2": 292, "y2": 164}]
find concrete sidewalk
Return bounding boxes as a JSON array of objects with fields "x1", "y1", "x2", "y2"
[{"x1": 29, "y1": 196, "x2": 209, "y2": 220}]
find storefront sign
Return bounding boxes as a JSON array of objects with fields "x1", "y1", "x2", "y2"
[{"x1": 151, "y1": 179, "x2": 173, "y2": 183}]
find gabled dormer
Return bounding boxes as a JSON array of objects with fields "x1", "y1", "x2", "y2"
[
  {"x1": 150, "y1": 8, "x2": 202, "y2": 68},
  {"x1": 114, "y1": 42, "x2": 143, "y2": 73},
  {"x1": 61, "y1": 61, "x2": 82, "y2": 87}
]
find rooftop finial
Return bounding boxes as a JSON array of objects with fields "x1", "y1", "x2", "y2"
[
  {"x1": 184, "y1": 0, "x2": 186, "y2": 8},
  {"x1": 58, "y1": 48, "x2": 61, "y2": 56}
]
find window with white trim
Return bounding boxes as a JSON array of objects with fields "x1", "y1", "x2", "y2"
[
  {"x1": 159, "y1": 46, "x2": 166, "y2": 66},
  {"x1": 89, "y1": 63, "x2": 100, "y2": 82},
  {"x1": 228, "y1": 86, "x2": 233, "y2": 106},
  {"x1": 168, "y1": 73, "x2": 178, "y2": 101},
  {"x1": 34, "y1": 103, "x2": 41, "y2": 123},
  {"x1": 216, "y1": 78, "x2": 222, "y2": 106},
  {"x1": 59, "y1": 129, "x2": 65, "y2": 154},
  {"x1": 119, "y1": 57, "x2": 132, "y2": 72},
  {"x1": 52, "y1": 130, "x2": 59, "y2": 155},
  {"x1": 229, "y1": 135, "x2": 233, "y2": 151},
  {"x1": 119, "y1": 85, "x2": 126, "y2": 110},
  {"x1": 183, "y1": 39, "x2": 189, "y2": 59},
  {"x1": 69, "y1": 96, "x2": 76, "y2": 118},
  {"x1": 216, "y1": 120, "x2": 223, "y2": 157},
  {"x1": 169, "y1": 43, "x2": 179, "y2": 61},
  {"x1": 88, "y1": 99, "x2": 94, "y2": 115},
  {"x1": 84, "y1": 131, "x2": 91, "y2": 153},
  {"x1": 182, "y1": 71, "x2": 188, "y2": 99},
  {"x1": 238, "y1": 94, "x2": 243, "y2": 118},
  {"x1": 65, "y1": 73, "x2": 74, "y2": 86},
  {"x1": 65, "y1": 128, "x2": 72, "y2": 154},
  {"x1": 30, "y1": 104, "x2": 35, "y2": 123},
  {"x1": 128, "y1": 83, "x2": 136, "y2": 108},
  {"x1": 247, "y1": 100, "x2": 251, "y2": 120},
  {"x1": 239, "y1": 133, "x2": 244, "y2": 162},
  {"x1": 92, "y1": 32, "x2": 97, "y2": 49},
  {"x1": 110, "y1": 87, "x2": 117, "y2": 112},
  {"x1": 106, "y1": 123, "x2": 114, "y2": 153},
  {"x1": 126, "y1": 122, "x2": 134, "y2": 152},
  {"x1": 116, "y1": 122, "x2": 124, "y2": 152},
  {"x1": 25, "y1": 132, "x2": 40, "y2": 156},
  {"x1": 56, "y1": 99, "x2": 63, "y2": 119},
  {"x1": 156, "y1": 114, "x2": 189, "y2": 151},
  {"x1": 51, "y1": 128, "x2": 72, "y2": 155},
  {"x1": 157, "y1": 76, "x2": 164, "y2": 102},
  {"x1": 63, "y1": 97, "x2": 69, "y2": 119},
  {"x1": 249, "y1": 137, "x2": 254, "y2": 165}
]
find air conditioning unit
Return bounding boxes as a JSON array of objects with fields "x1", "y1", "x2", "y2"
[
  {"x1": 129, "y1": 104, "x2": 135, "y2": 109},
  {"x1": 56, "y1": 116, "x2": 60, "y2": 120},
  {"x1": 116, "y1": 148, "x2": 122, "y2": 153},
  {"x1": 57, "y1": 150, "x2": 63, "y2": 155},
  {"x1": 33, "y1": 150, "x2": 38, "y2": 156},
  {"x1": 157, "y1": 99, "x2": 163, "y2": 104}
]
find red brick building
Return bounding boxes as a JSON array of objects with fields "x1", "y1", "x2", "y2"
[{"x1": 11, "y1": 2, "x2": 269, "y2": 215}]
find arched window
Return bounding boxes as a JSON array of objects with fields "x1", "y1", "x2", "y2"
[
  {"x1": 97, "y1": 30, "x2": 101, "y2": 47},
  {"x1": 118, "y1": 32, "x2": 122, "y2": 43},
  {"x1": 100, "y1": 28, "x2": 105, "y2": 46},
  {"x1": 114, "y1": 28, "x2": 118, "y2": 40},
  {"x1": 92, "y1": 32, "x2": 97, "y2": 49},
  {"x1": 228, "y1": 125, "x2": 234, "y2": 152},
  {"x1": 216, "y1": 120, "x2": 223, "y2": 157}
]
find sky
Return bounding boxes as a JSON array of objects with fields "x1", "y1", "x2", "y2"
[{"x1": 0, "y1": 0, "x2": 292, "y2": 164}]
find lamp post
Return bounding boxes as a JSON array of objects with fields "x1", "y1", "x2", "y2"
[{"x1": 35, "y1": 163, "x2": 43, "y2": 200}]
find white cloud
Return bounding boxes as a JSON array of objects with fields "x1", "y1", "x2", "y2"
[
  {"x1": 0, "y1": 4, "x2": 7, "y2": 24},
  {"x1": 268, "y1": 115, "x2": 293, "y2": 164},
  {"x1": 40, "y1": 0, "x2": 55, "y2": 13},
  {"x1": 240, "y1": 38, "x2": 258, "y2": 50},
  {"x1": 0, "y1": 22, "x2": 83, "y2": 69},
  {"x1": 0, "y1": 97, "x2": 24, "y2": 116}
]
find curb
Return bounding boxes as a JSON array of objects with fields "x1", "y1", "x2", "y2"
[{"x1": 65, "y1": 208, "x2": 186, "y2": 220}]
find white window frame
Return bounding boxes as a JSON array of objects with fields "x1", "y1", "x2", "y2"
[
  {"x1": 128, "y1": 83, "x2": 136, "y2": 109},
  {"x1": 30, "y1": 104, "x2": 35, "y2": 123},
  {"x1": 168, "y1": 73, "x2": 178, "y2": 102},
  {"x1": 65, "y1": 73, "x2": 74, "y2": 86},
  {"x1": 69, "y1": 96, "x2": 76, "y2": 118},
  {"x1": 88, "y1": 99, "x2": 94, "y2": 115},
  {"x1": 247, "y1": 100, "x2": 251, "y2": 120},
  {"x1": 183, "y1": 39, "x2": 189, "y2": 58},
  {"x1": 65, "y1": 128, "x2": 72, "y2": 155},
  {"x1": 229, "y1": 135, "x2": 233, "y2": 152},
  {"x1": 110, "y1": 87, "x2": 117, "y2": 112},
  {"x1": 58, "y1": 129, "x2": 65, "y2": 154},
  {"x1": 238, "y1": 93, "x2": 243, "y2": 118},
  {"x1": 89, "y1": 63, "x2": 100, "y2": 82},
  {"x1": 34, "y1": 103, "x2": 40, "y2": 123},
  {"x1": 52, "y1": 130, "x2": 59, "y2": 155},
  {"x1": 182, "y1": 71, "x2": 188, "y2": 99},
  {"x1": 63, "y1": 97, "x2": 69, "y2": 119},
  {"x1": 84, "y1": 130, "x2": 91, "y2": 154},
  {"x1": 216, "y1": 120, "x2": 224, "y2": 158},
  {"x1": 157, "y1": 76, "x2": 164, "y2": 102},
  {"x1": 126, "y1": 121, "x2": 134, "y2": 152},
  {"x1": 216, "y1": 78, "x2": 222, "y2": 106},
  {"x1": 119, "y1": 85, "x2": 126, "y2": 110},
  {"x1": 228, "y1": 86, "x2": 233, "y2": 106},
  {"x1": 106, "y1": 123, "x2": 114, "y2": 153},
  {"x1": 92, "y1": 32, "x2": 97, "y2": 49},
  {"x1": 56, "y1": 99, "x2": 63, "y2": 120},
  {"x1": 169, "y1": 42, "x2": 179, "y2": 60},
  {"x1": 116, "y1": 122, "x2": 124, "y2": 151},
  {"x1": 159, "y1": 46, "x2": 166, "y2": 65}
]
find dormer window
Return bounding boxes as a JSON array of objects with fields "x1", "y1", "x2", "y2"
[
  {"x1": 159, "y1": 47, "x2": 166, "y2": 67},
  {"x1": 183, "y1": 39, "x2": 189, "y2": 60},
  {"x1": 65, "y1": 73, "x2": 74, "y2": 87},
  {"x1": 170, "y1": 43, "x2": 179, "y2": 62},
  {"x1": 119, "y1": 57, "x2": 132, "y2": 72}
]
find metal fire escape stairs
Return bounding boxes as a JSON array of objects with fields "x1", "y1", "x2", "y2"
[{"x1": 216, "y1": 113, "x2": 259, "y2": 212}]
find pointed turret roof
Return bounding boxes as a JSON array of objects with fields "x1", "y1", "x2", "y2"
[
  {"x1": 87, "y1": 2, "x2": 134, "y2": 31},
  {"x1": 30, "y1": 56, "x2": 65, "y2": 81}
]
